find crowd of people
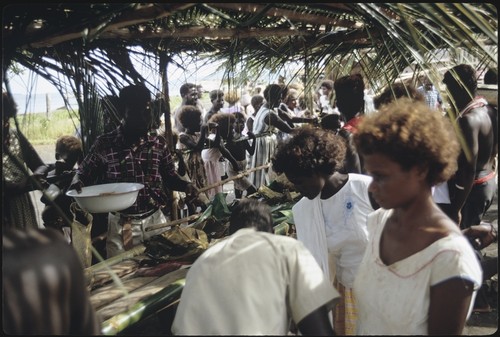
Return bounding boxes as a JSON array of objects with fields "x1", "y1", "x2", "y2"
[{"x1": 2, "y1": 63, "x2": 497, "y2": 335}]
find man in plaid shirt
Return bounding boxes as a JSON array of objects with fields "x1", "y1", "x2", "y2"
[
  {"x1": 70, "y1": 85, "x2": 198, "y2": 258},
  {"x1": 417, "y1": 76, "x2": 443, "y2": 111}
]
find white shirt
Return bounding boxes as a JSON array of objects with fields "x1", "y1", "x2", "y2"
[
  {"x1": 354, "y1": 208, "x2": 482, "y2": 335},
  {"x1": 171, "y1": 228, "x2": 340, "y2": 335},
  {"x1": 293, "y1": 173, "x2": 374, "y2": 287}
]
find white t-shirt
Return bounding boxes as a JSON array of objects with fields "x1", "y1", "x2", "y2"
[
  {"x1": 293, "y1": 173, "x2": 374, "y2": 287},
  {"x1": 354, "y1": 208, "x2": 482, "y2": 335},
  {"x1": 171, "y1": 228, "x2": 340, "y2": 335}
]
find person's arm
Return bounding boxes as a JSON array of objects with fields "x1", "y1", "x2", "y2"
[
  {"x1": 68, "y1": 139, "x2": 105, "y2": 193},
  {"x1": 428, "y1": 278, "x2": 475, "y2": 334},
  {"x1": 14, "y1": 130, "x2": 49, "y2": 191},
  {"x1": 218, "y1": 141, "x2": 241, "y2": 172},
  {"x1": 160, "y1": 147, "x2": 199, "y2": 198},
  {"x1": 278, "y1": 103, "x2": 295, "y2": 128},
  {"x1": 462, "y1": 221, "x2": 498, "y2": 250},
  {"x1": 246, "y1": 116, "x2": 254, "y2": 133},
  {"x1": 179, "y1": 131, "x2": 203, "y2": 152},
  {"x1": 290, "y1": 115, "x2": 318, "y2": 125},
  {"x1": 448, "y1": 115, "x2": 478, "y2": 224},
  {"x1": 246, "y1": 132, "x2": 256, "y2": 156},
  {"x1": 266, "y1": 111, "x2": 294, "y2": 133},
  {"x1": 297, "y1": 305, "x2": 335, "y2": 336},
  {"x1": 17, "y1": 130, "x2": 47, "y2": 174}
]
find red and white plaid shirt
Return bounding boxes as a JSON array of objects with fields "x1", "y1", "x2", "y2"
[{"x1": 77, "y1": 126, "x2": 176, "y2": 214}]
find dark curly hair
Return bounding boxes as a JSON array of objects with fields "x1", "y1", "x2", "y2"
[
  {"x1": 208, "y1": 113, "x2": 235, "y2": 139},
  {"x1": 178, "y1": 105, "x2": 202, "y2": 130},
  {"x1": 354, "y1": 98, "x2": 459, "y2": 186},
  {"x1": 272, "y1": 125, "x2": 346, "y2": 177}
]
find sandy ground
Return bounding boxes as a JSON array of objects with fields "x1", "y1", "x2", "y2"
[{"x1": 32, "y1": 144, "x2": 497, "y2": 335}]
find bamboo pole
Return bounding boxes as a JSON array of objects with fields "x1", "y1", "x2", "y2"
[
  {"x1": 198, "y1": 163, "x2": 270, "y2": 193},
  {"x1": 145, "y1": 163, "x2": 271, "y2": 232}
]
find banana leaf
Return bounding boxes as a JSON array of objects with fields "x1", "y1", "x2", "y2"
[
  {"x1": 101, "y1": 279, "x2": 185, "y2": 335},
  {"x1": 273, "y1": 222, "x2": 290, "y2": 236},
  {"x1": 190, "y1": 192, "x2": 231, "y2": 229}
]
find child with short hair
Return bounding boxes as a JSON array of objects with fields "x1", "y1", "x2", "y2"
[
  {"x1": 177, "y1": 106, "x2": 210, "y2": 213},
  {"x1": 41, "y1": 135, "x2": 84, "y2": 241}
]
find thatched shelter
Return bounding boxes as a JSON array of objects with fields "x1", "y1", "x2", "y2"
[{"x1": 2, "y1": 3, "x2": 498, "y2": 151}]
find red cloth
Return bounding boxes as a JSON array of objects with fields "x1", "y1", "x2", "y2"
[{"x1": 342, "y1": 116, "x2": 363, "y2": 134}]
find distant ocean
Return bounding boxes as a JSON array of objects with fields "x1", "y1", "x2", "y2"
[{"x1": 12, "y1": 92, "x2": 79, "y2": 114}]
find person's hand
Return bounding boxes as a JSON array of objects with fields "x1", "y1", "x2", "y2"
[
  {"x1": 68, "y1": 179, "x2": 84, "y2": 194},
  {"x1": 32, "y1": 165, "x2": 49, "y2": 189},
  {"x1": 462, "y1": 221, "x2": 498, "y2": 250},
  {"x1": 33, "y1": 165, "x2": 49, "y2": 178}
]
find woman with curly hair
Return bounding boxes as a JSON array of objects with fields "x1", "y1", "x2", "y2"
[
  {"x1": 352, "y1": 98, "x2": 482, "y2": 335},
  {"x1": 272, "y1": 125, "x2": 378, "y2": 335}
]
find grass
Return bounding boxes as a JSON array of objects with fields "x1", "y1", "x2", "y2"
[
  {"x1": 15, "y1": 95, "x2": 209, "y2": 145},
  {"x1": 17, "y1": 110, "x2": 81, "y2": 145}
]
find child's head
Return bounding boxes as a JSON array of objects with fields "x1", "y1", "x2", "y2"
[
  {"x1": 209, "y1": 90, "x2": 225, "y2": 110},
  {"x1": 272, "y1": 126, "x2": 346, "y2": 199},
  {"x1": 178, "y1": 106, "x2": 202, "y2": 132},
  {"x1": 232, "y1": 112, "x2": 247, "y2": 134},
  {"x1": 251, "y1": 95, "x2": 264, "y2": 113},
  {"x1": 320, "y1": 114, "x2": 342, "y2": 132},
  {"x1": 55, "y1": 135, "x2": 83, "y2": 170},
  {"x1": 208, "y1": 113, "x2": 235, "y2": 140}
]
